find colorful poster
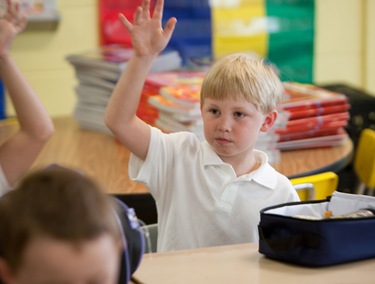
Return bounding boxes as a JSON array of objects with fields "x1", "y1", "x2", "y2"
[
  {"x1": 99, "y1": 0, "x2": 315, "y2": 83},
  {"x1": 266, "y1": 0, "x2": 315, "y2": 83},
  {"x1": 211, "y1": 0, "x2": 314, "y2": 83}
]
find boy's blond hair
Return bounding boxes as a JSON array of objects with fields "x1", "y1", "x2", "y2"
[
  {"x1": 200, "y1": 53, "x2": 284, "y2": 114},
  {"x1": 0, "y1": 167, "x2": 121, "y2": 272}
]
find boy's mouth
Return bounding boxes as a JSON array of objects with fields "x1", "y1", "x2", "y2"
[{"x1": 215, "y1": 137, "x2": 231, "y2": 144}]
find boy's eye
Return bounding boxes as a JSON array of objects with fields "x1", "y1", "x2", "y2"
[
  {"x1": 209, "y1": 108, "x2": 220, "y2": 115},
  {"x1": 234, "y1": 112, "x2": 245, "y2": 118}
]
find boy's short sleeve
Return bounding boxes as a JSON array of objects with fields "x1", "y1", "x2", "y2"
[
  {"x1": 128, "y1": 126, "x2": 172, "y2": 195},
  {"x1": 128, "y1": 126, "x2": 200, "y2": 199},
  {"x1": 0, "y1": 165, "x2": 12, "y2": 197}
]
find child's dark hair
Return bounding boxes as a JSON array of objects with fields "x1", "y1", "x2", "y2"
[{"x1": 0, "y1": 166, "x2": 120, "y2": 272}]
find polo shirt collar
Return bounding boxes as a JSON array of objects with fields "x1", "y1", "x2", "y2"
[
  {"x1": 201, "y1": 141, "x2": 277, "y2": 190},
  {"x1": 233, "y1": 151, "x2": 277, "y2": 189},
  {"x1": 250, "y1": 153, "x2": 278, "y2": 190},
  {"x1": 201, "y1": 140, "x2": 224, "y2": 166}
]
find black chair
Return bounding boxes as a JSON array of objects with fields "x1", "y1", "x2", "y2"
[{"x1": 111, "y1": 193, "x2": 157, "y2": 225}]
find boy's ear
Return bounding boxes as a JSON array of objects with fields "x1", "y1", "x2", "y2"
[
  {"x1": 0, "y1": 258, "x2": 15, "y2": 284},
  {"x1": 260, "y1": 110, "x2": 278, "y2": 132}
]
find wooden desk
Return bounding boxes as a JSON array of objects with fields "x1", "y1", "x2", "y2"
[
  {"x1": 133, "y1": 242, "x2": 375, "y2": 284},
  {"x1": 1, "y1": 116, "x2": 353, "y2": 193}
]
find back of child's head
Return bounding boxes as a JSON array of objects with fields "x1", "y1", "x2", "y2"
[
  {"x1": 0, "y1": 166, "x2": 121, "y2": 272},
  {"x1": 200, "y1": 53, "x2": 284, "y2": 114}
]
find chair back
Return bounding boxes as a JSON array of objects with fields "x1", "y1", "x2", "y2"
[
  {"x1": 141, "y1": 223, "x2": 158, "y2": 253},
  {"x1": 291, "y1": 172, "x2": 339, "y2": 201},
  {"x1": 354, "y1": 128, "x2": 375, "y2": 193}
]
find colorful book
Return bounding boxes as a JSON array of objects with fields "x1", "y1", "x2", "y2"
[
  {"x1": 159, "y1": 85, "x2": 201, "y2": 108},
  {"x1": 280, "y1": 82, "x2": 348, "y2": 109},
  {"x1": 277, "y1": 124, "x2": 348, "y2": 141},
  {"x1": 145, "y1": 71, "x2": 206, "y2": 89},
  {"x1": 285, "y1": 112, "x2": 350, "y2": 128},
  {"x1": 148, "y1": 95, "x2": 201, "y2": 117},
  {"x1": 286, "y1": 103, "x2": 350, "y2": 120},
  {"x1": 277, "y1": 119, "x2": 348, "y2": 136},
  {"x1": 277, "y1": 128, "x2": 348, "y2": 150},
  {"x1": 144, "y1": 71, "x2": 206, "y2": 112}
]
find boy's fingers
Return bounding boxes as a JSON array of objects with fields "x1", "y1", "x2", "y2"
[
  {"x1": 163, "y1": 17, "x2": 176, "y2": 37},
  {"x1": 133, "y1": 6, "x2": 143, "y2": 25},
  {"x1": 9, "y1": 0, "x2": 16, "y2": 18},
  {"x1": 17, "y1": 15, "x2": 27, "y2": 31},
  {"x1": 141, "y1": 0, "x2": 151, "y2": 19},
  {"x1": 152, "y1": 0, "x2": 164, "y2": 21},
  {"x1": 14, "y1": 1, "x2": 20, "y2": 14},
  {"x1": 118, "y1": 13, "x2": 133, "y2": 32}
]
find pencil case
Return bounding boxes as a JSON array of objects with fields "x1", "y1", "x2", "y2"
[{"x1": 258, "y1": 191, "x2": 375, "y2": 266}]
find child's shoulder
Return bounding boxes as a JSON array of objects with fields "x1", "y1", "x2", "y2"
[{"x1": 150, "y1": 125, "x2": 202, "y2": 151}]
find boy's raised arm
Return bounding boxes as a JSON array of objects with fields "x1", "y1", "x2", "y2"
[
  {"x1": 105, "y1": 0, "x2": 176, "y2": 160},
  {"x1": 0, "y1": 0, "x2": 54, "y2": 187}
]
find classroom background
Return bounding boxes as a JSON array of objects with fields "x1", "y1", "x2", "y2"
[{"x1": 5, "y1": 0, "x2": 375, "y2": 117}]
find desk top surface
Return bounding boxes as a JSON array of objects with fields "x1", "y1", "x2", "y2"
[
  {"x1": 0, "y1": 116, "x2": 353, "y2": 194},
  {"x1": 134, "y1": 242, "x2": 375, "y2": 284}
]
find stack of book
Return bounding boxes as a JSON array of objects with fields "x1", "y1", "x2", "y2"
[
  {"x1": 257, "y1": 111, "x2": 290, "y2": 164},
  {"x1": 66, "y1": 44, "x2": 182, "y2": 133},
  {"x1": 276, "y1": 82, "x2": 350, "y2": 151},
  {"x1": 146, "y1": 71, "x2": 206, "y2": 140}
]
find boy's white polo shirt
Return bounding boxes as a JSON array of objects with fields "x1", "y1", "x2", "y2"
[{"x1": 129, "y1": 126, "x2": 299, "y2": 252}]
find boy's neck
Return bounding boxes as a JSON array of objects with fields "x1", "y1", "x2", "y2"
[{"x1": 221, "y1": 152, "x2": 260, "y2": 177}]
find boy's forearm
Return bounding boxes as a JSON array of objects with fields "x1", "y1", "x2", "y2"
[
  {"x1": 105, "y1": 55, "x2": 155, "y2": 134},
  {"x1": 0, "y1": 53, "x2": 54, "y2": 140},
  {"x1": 0, "y1": 52, "x2": 54, "y2": 187},
  {"x1": 105, "y1": 0, "x2": 175, "y2": 159}
]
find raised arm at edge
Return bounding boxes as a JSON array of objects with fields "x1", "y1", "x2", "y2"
[
  {"x1": 105, "y1": 55, "x2": 155, "y2": 161},
  {"x1": 105, "y1": 0, "x2": 177, "y2": 161},
  {"x1": 0, "y1": 53, "x2": 54, "y2": 186}
]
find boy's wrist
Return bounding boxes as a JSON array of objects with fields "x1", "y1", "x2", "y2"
[
  {"x1": 0, "y1": 51, "x2": 13, "y2": 71},
  {"x1": 132, "y1": 52, "x2": 158, "y2": 61},
  {"x1": 130, "y1": 53, "x2": 158, "y2": 67},
  {"x1": 0, "y1": 51, "x2": 11, "y2": 61}
]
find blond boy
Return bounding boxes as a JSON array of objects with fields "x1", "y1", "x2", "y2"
[{"x1": 105, "y1": 0, "x2": 299, "y2": 252}]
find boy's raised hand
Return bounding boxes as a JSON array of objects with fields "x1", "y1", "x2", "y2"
[
  {"x1": 0, "y1": 0, "x2": 27, "y2": 56},
  {"x1": 118, "y1": 0, "x2": 176, "y2": 57}
]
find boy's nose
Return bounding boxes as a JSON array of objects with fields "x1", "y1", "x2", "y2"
[{"x1": 217, "y1": 116, "x2": 232, "y2": 132}]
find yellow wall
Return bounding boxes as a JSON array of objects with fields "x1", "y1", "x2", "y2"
[
  {"x1": 365, "y1": 0, "x2": 375, "y2": 94},
  {"x1": 7, "y1": 0, "x2": 375, "y2": 117},
  {"x1": 313, "y1": 0, "x2": 375, "y2": 94},
  {"x1": 7, "y1": 0, "x2": 98, "y2": 116},
  {"x1": 314, "y1": 0, "x2": 362, "y2": 87}
]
